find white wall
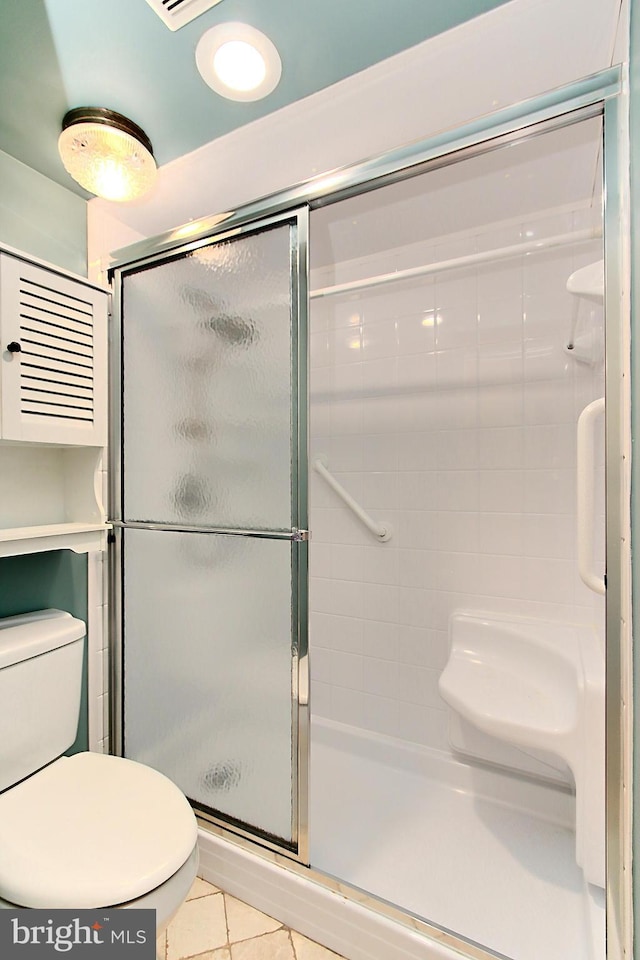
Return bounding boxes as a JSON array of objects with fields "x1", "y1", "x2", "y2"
[
  {"x1": 307, "y1": 194, "x2": 605, "y2": 773},
  {"x1": 88, "y1": 0, "x2": 623, "y2": 257}
]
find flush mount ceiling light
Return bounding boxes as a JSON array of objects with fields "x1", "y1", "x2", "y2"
[
  {"x1": 196, "y1": 23, "x2": 282, "y2": 101},
  {"x1": 58, "y1": 108, "x2": 157, "y2": 202}
]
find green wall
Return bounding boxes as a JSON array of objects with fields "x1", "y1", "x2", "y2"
[
  {"x1": 0, "y1": 148, "x2": 87, "y2": 275},
  {"x1": 0, "y1": 139, "x2": 90, "y2": 756},
  {"x1": 0, "y1": 550, "x2": 89, "y2": 753}
]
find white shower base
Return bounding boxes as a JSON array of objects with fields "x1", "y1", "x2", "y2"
[
  {"x1": 197, "y1": 718, "x2": 604, "y2": 960},
  {"x1": 309, "y1": 718, "x2": 604, "y2": 960}
]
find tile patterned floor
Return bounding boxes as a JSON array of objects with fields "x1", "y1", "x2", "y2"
[{"x1": 157, "y1": 877, "x2": 346, "y2": 960}]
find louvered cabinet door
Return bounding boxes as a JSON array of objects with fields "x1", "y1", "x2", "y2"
[{"x1": 0, "y1": 254, "x2": 108, "y2": 445}]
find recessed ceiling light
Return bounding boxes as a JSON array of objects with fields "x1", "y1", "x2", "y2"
[
  {"x1": 196, "y1": 22, "x2": 282, "y2": 101},
  {"x1": 214, "y1": 40, "x2": 266, "y2": 92}
]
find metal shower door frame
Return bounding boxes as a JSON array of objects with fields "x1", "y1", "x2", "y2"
[
  {"x1": 107, "y1": 65, "x2": 632, "y2": 959},
  {"x1": 109, "y1": 206, "x2": 310, "y2": 864}
]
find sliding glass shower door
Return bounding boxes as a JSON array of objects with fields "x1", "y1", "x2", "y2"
[{"x1": 114, "y1": 210, "x2": 308, "y2": 854}]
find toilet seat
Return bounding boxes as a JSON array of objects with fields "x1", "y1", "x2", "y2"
[{"x1": 0, "y1": 752, "x2": 198, "y2": 909}]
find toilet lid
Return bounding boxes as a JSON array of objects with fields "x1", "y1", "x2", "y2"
[{"x1": 0, "y1": 752, "x2": 198, "y2": 908}]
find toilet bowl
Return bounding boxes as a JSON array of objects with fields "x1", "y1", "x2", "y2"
[
  {"x1": 0, "y1": 848, "x2": 199, "y2": 932},
  {"x1": 0, "y1": 609, "x2": 199, "y2": 931}
]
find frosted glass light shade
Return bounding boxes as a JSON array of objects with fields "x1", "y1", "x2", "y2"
[{"x1": 58, "y1": 109, "x2": 157, "y2": 202}]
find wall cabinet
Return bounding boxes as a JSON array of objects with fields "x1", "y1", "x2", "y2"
[
  {"x1": 0, "y1": 248, "x2": 110, "y2": 556},
  {"x1": 0, "y1": 252, "x2": 107, "y2": 446}
]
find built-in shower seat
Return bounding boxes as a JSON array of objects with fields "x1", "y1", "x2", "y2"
[{"x1": 439, "y1": 612, "x2": 605, "y2": 887}]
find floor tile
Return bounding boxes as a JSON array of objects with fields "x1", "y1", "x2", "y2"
[
  {"x1": 225, "y1": 894, "x2": 283, "y2": 944},
  {"x1": 167, "y1": 893, "x2": 228, "y2": 960},
  {"x1": 231, "y1": 929, "x2": 295, "y2": 960},
  {"x1": 195, "y1": 951, "x2": 231, "y2": 960},
  {"x1": 290, "y1": 932, "x2": 344, "y2": 960},
  {"x1": 188, "y1": 877, "x2": 221, "y2": 899}
]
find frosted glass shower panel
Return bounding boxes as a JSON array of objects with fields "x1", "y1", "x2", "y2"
[
  {"x1": 123, "y1": 528, "x2": 295, "y2": 843},
  {"x1": 122, "y1": 223, "x2": 294, "y2": 530}
]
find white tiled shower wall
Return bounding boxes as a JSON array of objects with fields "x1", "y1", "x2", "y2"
[{"x1": 308, "y1": 206, "x2": 605, "y2": 756}]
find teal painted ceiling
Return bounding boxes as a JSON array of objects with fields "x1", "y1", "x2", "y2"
[{"x1": 1, "y1": 0, "x2": 514, "y2": 197}]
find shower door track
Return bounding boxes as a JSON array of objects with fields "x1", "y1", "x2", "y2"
[{"x1": 109, "y1": 65, "x2": 631, "y2": 960}]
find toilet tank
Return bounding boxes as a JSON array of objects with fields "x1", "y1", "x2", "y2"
[{"x1": 0, "y1": 609, "x2": 86, "y2": 792}]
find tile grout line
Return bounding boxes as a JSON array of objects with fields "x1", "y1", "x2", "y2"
[
  {"x1": 174, "y1": 884, "x2": 344, "y2": 960},
  {"x1": 173, "y1": 892, "x2": 226, "y2": 960},
  {"x1": 182, "y1": 948, "x2": 225, "y2": 960},
  {"x1": 221, "y1": 891, "x2": 231, "y2": 952}
]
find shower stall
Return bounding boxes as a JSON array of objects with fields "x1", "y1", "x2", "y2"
[{"x1": 110, "y1": 77, "x2": 626, "y2": 960}]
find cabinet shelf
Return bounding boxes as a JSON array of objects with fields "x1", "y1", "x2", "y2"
[
  {"x1": 0, "y1": 444, "x2": 107, "y2": 556},
  {"x1": 0, "y1": 522, "x2": 111, "y2": 557}
]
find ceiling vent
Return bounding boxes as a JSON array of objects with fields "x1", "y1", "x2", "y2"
[{"x1": 144, "y1": 0, "x2": 226, "y2": 31}]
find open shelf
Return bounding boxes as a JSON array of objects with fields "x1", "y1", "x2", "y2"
[
  {"x1": 0, "y1": 444, "x2": 108, "y2": 555},
  {"x1": 0, "y1": 522, "x2": 111, "y2": 557}
]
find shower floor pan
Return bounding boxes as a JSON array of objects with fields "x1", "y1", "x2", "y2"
[{"x1": 309, "y1": 717, "x2": 603, "y2": 960}]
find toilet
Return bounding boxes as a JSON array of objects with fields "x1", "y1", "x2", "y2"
[{"x1": 0, "y1": 609, "x2": 199, "y2": 932}]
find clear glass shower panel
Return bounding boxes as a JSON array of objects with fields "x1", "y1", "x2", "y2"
[
  {"x1": 307, "y1": 116, "x2": 605, "y2": 960},
  {"x1": 122, "y1": 223, "x2": 294, "y2": 530},
  {"x1": 123, "y1": 528, "x2": 295, "y2": 844}
]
